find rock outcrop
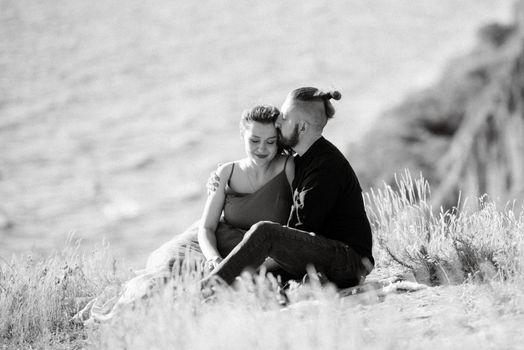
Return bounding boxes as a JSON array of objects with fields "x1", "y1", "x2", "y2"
[{"x1": 354, "y1": 2, "x2": 524, "y2": 208}]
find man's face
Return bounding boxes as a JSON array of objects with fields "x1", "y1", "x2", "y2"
[{"x1": 276, "y1": 98, "x2": 301, "y2": 149}]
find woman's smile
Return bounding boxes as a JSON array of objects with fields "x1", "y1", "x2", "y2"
[{"x1": 241, "y1": 121, "x2": 279, "y2": 165}]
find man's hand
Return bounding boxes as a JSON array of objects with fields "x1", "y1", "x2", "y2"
[{"x1": 206, "y1": 170, "x2": 220, "y2": 195}]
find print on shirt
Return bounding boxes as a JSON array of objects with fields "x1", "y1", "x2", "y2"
[{"x1": 292, "y1": 188, "x2": 311, "y2": 226}]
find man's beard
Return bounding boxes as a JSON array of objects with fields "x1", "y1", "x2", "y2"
[{"x1": 278, "y1": 124, "x2": 300, "y2": 149}]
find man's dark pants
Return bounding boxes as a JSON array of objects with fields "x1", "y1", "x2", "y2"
[{"x1": 209, "y1": 221, "x2": 369, "y2": 288}]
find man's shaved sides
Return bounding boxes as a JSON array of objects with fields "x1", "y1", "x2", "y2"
[{"x1": 288, "y1": 98, "x2": 328, "y2": 132}]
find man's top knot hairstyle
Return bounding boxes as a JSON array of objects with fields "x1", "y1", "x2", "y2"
[
  {"x1": 289, "y1": 87, "x2": 342, "y2": 119},
  {"x1": 240, "y1": 105, "x2": 280, "y2": 132}
]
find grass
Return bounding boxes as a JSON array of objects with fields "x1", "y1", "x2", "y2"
[
  {"x1": 1, "y1": 171, "x2": 524, "y2": 349},
  {"x1": 0, "y1": 239, "x2": 132, "y2": 349},
  {"x1": 365, "y1": 170, "x2": 524, "y2": 285}
]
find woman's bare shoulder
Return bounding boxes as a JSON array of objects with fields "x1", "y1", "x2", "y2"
[
  {"x1": 215, "y1": 159, "x2": 244, "y2": 182},
  {"x1": 215, "y1": 161, "x2": 234, "y2": 176}
]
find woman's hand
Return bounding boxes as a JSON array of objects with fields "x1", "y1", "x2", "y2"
[{"x1": 205, "y1": 256, "x2": 223, "y2": 271}]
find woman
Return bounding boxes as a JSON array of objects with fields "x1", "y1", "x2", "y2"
[
  {"x1": 73, "y1": 105, "x2": 293, "y2": 323},
  {"x1": 198, "y1": 105, "x2": 294, "y2": 270},
  {"x1": 146, "y1": 105, "x2": 293, "y2": 272}
]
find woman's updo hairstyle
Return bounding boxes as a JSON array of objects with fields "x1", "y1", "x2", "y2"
[
  {"x1": 239, "y1": 105, "x2": 280, "y2": 133},
  {"x1": 288, "y1": 87, "x2": 341, "y2": 119}
]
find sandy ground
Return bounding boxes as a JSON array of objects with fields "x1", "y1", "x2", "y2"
[
  {"x1": 280, "y1": 268, "x2": 524, "y2": 349},
  {"x1": 353, "y1": 284, "x2": 524, "y2": 348},
  {"x1": 0, "y1": 0, "x2": 515, "y2": 266}
]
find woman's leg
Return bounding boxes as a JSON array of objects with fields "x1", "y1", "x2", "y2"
[{"x1": 145, "y1": 221, "x2": 202, "y2": 273}]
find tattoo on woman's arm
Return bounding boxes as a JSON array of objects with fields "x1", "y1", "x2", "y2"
[{"x1": 206, "y1": 171, "x2": 221, "y2": 195}]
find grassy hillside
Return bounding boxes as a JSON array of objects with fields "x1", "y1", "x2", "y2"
[{"x1": 1, "y1": 173, "x2": 523, "y2": 349}]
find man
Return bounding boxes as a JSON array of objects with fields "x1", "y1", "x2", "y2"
[{"x1": 205, "y1": 87, "x2": 374, "y2": 288}]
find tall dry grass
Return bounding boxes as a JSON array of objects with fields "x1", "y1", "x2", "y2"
[
  {"x1": 0, "y1": 238, "x2": 131, "y2": 349},
  {"x1": 365, "y1": 170, "x2": 524, "y2": 285},
  {"x1": 89, "y1": 263, "x2": 383, "y2": 350},
  {"x1": 1, "y1": 171, "x2": 523, "y2": 349}
]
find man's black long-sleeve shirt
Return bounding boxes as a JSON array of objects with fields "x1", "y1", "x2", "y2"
[{"x1": 287, "y1": 137, "x2": 374, "y2": 263}]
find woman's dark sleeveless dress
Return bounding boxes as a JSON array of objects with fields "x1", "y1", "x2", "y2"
[
  {"x1": 216, "y1": 158, "x2": 293, "y2": 255},
  {"x1": 146, "y1": 156, "x2": 293, "y2": 269}
]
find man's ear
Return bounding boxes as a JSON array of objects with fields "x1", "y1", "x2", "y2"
[{"x1": 298, "y1": 120, "x2": 308, "y2": 134}]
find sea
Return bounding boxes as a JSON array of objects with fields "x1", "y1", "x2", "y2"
[{"x1": 0, "y1": 0, "x2": 515, "y2": 266}]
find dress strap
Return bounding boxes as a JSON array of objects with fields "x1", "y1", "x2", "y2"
[
  {"x1": 283, "y1": 155, "x2": 290, "y2": 172},
  {"x1": 227, "y1": 163, "x2": 235, "y2": 185}
]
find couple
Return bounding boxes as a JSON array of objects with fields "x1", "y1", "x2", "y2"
[
  {"x1": 73, "y1": 86, "x2": 373, "y2": 323},
  {"x1": 199, "y1": 86, "x2": 374, "y2": 288}
]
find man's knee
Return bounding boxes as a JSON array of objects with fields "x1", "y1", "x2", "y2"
[
  {"x1": 246, "y1": 221, "x2": 281, "y2": 241},
  {"x1": 252, "y1": 220, "x2": 280, "y2": 231}
]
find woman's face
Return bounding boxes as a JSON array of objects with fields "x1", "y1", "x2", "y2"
[{"x1": 242, "y1": 121, "x2": 278, "y2": 166}]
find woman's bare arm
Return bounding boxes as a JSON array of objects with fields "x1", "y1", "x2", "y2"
[{"x1": 198, "y1": 162, "x2": 233, "y2": 262}]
